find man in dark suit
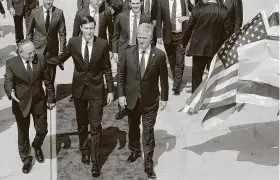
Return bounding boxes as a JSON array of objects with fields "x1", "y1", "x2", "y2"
[
  {"x1": 26, "y1": 0, "x2": 66, "y2": 85},
  {"x1": 118, "y1": 23, "x2": 168, "y2": 179},
  {"x1": 47, "y1": 16, "x2": 114, "y2": 178},
  {"x1": 4, "y1": 39, "x2": 56, "y2": 174},
  {"x1": 156, "y1": 0, "x2": 193, "y2": 95},
  {"x1": 182, "y1": 0, "x2": 229, "y2": 93},
  {"x1": 112, "y1": 0, "x2": 150, "y2": 119},
  {"x1": 6, "y1": 0, "x2": 39, "y2": 43},
  {"x1": 223, "y1": 0, "x2": 243, "y2": 36},
  {"x1": 73, "y1": 0, "x2": 113, "y2": 49}
]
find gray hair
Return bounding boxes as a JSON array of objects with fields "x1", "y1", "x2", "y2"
[
  {"x1": 137, "y1": 23, "x2": 153, "y2": 37},
  {"x1": 17, "y1": 39, "x2": 33, "y2": 53}
]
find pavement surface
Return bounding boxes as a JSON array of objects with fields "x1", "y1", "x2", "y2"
[{"x1": 0, "y1": 0, "x2": 279, "y2": 180}]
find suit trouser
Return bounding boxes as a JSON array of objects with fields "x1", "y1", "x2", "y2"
[
  {"x1": 73, "y1": 87, "x2": 104, "y2": 166},
  {"x1": 164, "y1": 32, "x2": 185, "y2": 89},
  {"x1": 14, "y1": 101, "x2": 48, "y2": 163},
  {"x1": 127, "y1": 97, "x2": 159, "y2": 168},
  {"x1": 192, "y1": 56, "x2": 212, "y2": 93},
  {"x1": 13, "y1": 9, "x2": 32, "y2": 44},
  {"x1": 44, "y1": 51, "x2": 57, "y2": 85},
  {"x1": 0, "y1": 2, "x2": 5, "y2": 14}
]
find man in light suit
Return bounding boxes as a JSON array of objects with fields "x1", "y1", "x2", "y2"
[
  {"x1": 6, "y1": 0, "x2": 39, "y2": 43},
  {"x1": 26, "y1": 0, "x2": 66, "y2": 84},
  {"x1": 156, "y1": 0, "x2": 193, "y2": 95},
  {"x1": 4, "y1": 39, "x2": 56, "y2": 174},
  {"x1": 112, "y1": 0, "x2": 150, "y2": 120},
  {"x1": 223, "y1": 0, "x2": 243, "y2": 36},
  {"x1": 118, "y1": 23, "x2": 168, "y2": 179},
  {"x1": 47, "y1": 16, "x2": 114, "y2": 178}
]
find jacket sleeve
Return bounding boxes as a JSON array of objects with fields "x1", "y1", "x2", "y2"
[
  {"x1": 72, "y1": 11, "x2": 81, "y2": 37},
  {"x1": 0, "y1": 2, "x2": 5, "y2": 14},
  {"x1": 155, "y1": 1, "x2": 162, "y2": 38},
  {"x1": 4, "y1": 60, "x2": 13, "y2": 100},
  {"x1": 159, "y1": 52, "x2": 169, "y2": 101},
  {"x1": 117, "y1": 47, "x2": 126, "y2": 97},
  {"x1": 107, "y1": 9, "x2": 113, "y2": 51},
  {"x1": 47, "y1": 39, "x2": 72, "y2": 66},
  {"x1": 233, "y1": 0, "x2": 243, "y2": 32},
  {"x1": 59, "y1": 11, "x2": 67, "y2": 52},
  {"x1": 41, "y1": 55, "x2": 56, "y2": 103},
  {"x1": 102, "y1": 42, "x2": 114, "y2": 93},
  {"x1": 112, "y1": 13, "x2": 121, "y2": 53},
  {"x1": 182, "y1": 8, "x2": 197, "y2": 46},
  {"x1": 26, "y1": 9, "x2": 35, "y2": 41}
]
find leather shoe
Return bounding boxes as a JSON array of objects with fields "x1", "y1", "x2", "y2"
[
  {"x1": 58, "y1": 64, "x2": 64, "y2": 70},
  {"x1": 127, "y1": 152, "x2": 141, "y2": 163},
  {"x1": 81, "y1": 154, "x2": 90, "y2": 165},
  {"x1": 115, "y1": 109, "x2": 127, "y2": 120},
  {"x1": 91, "y1": 165, "x2": 101, "y2": 177},
  {"x1": 22, "y1": 159, "x2": 33, "y2": 174},
  {"x1": 144, "y1": 167, "x2": 156, "y2": 179},
  {"x1": 33, "y1": 147, "x2": 44, "y2": 163},
  {"x1": 173, "y1": 89, "x2": 180, "y2": 95}
]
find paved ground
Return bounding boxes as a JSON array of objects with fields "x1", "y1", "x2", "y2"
[{"x1": 0, "y1": 0, "x2": 279, "y2": 179}]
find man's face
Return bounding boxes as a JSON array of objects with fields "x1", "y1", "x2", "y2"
[
  {"x1": 80, "y1": 22, "x2": 95, "y2": 40},
  {"x1": 43, "y1": 0, "x2": 54, "y2": 9},
  {"x1": 137, "y1": 30, "x2": 152, "y2": 50},
  {"x1": 130, "y1": 0, "x2": 142, "y2": 14},
  {"x1": 20, "y1": 42, "x2": 35, "y2": 61}
]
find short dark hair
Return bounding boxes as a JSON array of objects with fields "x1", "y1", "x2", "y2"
[{"x1": 81, "y1": 16, "x2": 96, "y2": 27}]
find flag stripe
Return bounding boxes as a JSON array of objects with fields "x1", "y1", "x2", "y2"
[
  {"x1": 203, "y1": 87, "x2": 237, "y2": 104},
  {"x1": 237, "y1": 80, "x2": 279, "y2": 100},
  {"x1": 237, "y1": 94, "x2": 278, "y2": 107},
  {"x1": 200, "y1": 96, "x2": 236, "y2": 110}
]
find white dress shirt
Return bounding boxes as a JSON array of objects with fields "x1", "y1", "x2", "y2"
[
  {"x1": 21, "y1": 57, "x2": 33, "y2": 71},
  {"x1": 139, "y1": 45, "x2": 151, "y2": 69},
  {"x1": 43, "y1": 5, "x2": 53, "y2": 22},
  {"x1": 129, "y1": 10, "x2": 141, "y2": 45},
  {"x1": 169, "y1": 0, "x2": 182, "y2": 33},
  {"x1": 89, "y1": 5, "x2": 99, "y2": 36},
  {"x1": 81, "y1": 37, "x2": 93, "y2": 61}
]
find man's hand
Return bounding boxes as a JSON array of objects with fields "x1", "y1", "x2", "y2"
[
  {"x1": 159, "y1": 101, "x2": 167, "y2": 110},
  {"x1": 47, "y1": 102, "x2": 56, "y2": 110},
  {"x1": 118, "y1": 96, "x2": 127, "y2": 109},
  {"x1": 151, "y1": 20, "x2": 156, "y2": 27},
  {"x1": 11, "y1": 89, "x2": 19, "y2": 102},
  {"x1": 157, "y1": 38, "x2": 163, "y2": 45},
  {"x1": 9, "y1": 8, "x2": 15, "y2": 16},
  {"x1": 178, "y1": 16, "x2": 189, "y2": 23},
  {"x1": 107, "y1": 92, "x2": 114, "y2": 105},
  {"x1": 112, "y1": 53, "x2": 118, "y2": 63}
]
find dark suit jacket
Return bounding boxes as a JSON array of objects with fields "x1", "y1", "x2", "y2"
[
  {"x1": 118, "y1": 45, "x2": 169, "y2": 110},
  {"x1": 141, "y1": 0, "x2": 158, "y2": 21},
  {"x1": 156, "y1": 0, "x2": 193, "y2": 44},
  {"x1": 72, "y1": 4, "x2": 113, "y2": 50},
  {"x1": 4, "y1": 54, "x2": 55, "y2": 118},
  {"x1": 112, "y1": 11, "x2": 150, "y2": 58},
  {"x1": 224, "y1": 0, "x2": 243, "y2": 35},
  {"x1": 26, "y1": 6, "x2": 66, "y2": 56},
  {"x1": 6, "y1": 0, "x2": 39, "y2": 16},
  {"x1": 182, "y1": 2, "x2": 229, "y2": 57},
  {"x1": 47, "y1": 36, "x2": 114, "y2": 99},
  {"x1": 121, "y1": 0, "x2": 130, "y2": 12}
]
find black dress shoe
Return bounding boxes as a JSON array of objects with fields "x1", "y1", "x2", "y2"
[
  {"x1": 33, "y1": 147, "x2": 45, "y2": 163},
  {"x1": 173, "y1": 89, "x2": 180, "y2": 95},
  {"x1": 127, "y1": 152, "x2": 141, "y2": 163},
  {"x1": 144, "y1": 167, "x2": 156, "y2": 179},
  {"x1": 22, "y1": 159, "x2": 33, "y2": 174},
  {"x1": 81, "y1": 154, "x2": 90, "y2": 165},
  {"x1": 115, "y1": 110, "x2": 127, "y2": 120},
  {"x1": 58, "y1": 64, "x2": 64, "y2": 70},
  {"x1": 91, "y1": 165, "x2": 101, "y2": 177}
]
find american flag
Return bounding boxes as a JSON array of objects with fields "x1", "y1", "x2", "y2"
[{"x1": 181, "y1": 11, "x2": 270, "y2": 114}]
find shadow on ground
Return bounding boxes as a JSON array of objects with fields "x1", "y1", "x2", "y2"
[{"x1": 184, "y1": 120, "x2": 279, "y2": 166}]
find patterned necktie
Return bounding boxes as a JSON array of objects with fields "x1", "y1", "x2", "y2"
[
  {"x1": 46, "y1": 10, "x2": 50, "y2": 32},
  {"x1": 144, "y1": 0, "x2": 151, "y2": 15},
  {"x1": 171, "y1": 0, "x2": 177, "y2": 31},
  {"x1": 84, "y1": 41, "x2": 90, "y2": 65},
  {"x1": 140, "y1": 51, "x2": 146, "y2": 78},
  {"x1": 131, "y1": 14, "x2": 138, "y2": 45},
  {"x1": 26, "y1": 60, "x2": 33, "y2": 81}
]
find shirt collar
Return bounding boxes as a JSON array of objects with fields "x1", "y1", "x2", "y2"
[
  {"x1": 139, "y1": 45, "x2": 151, "y2": 54},
  {"x1": 43, "y1": 5, "x2": 53, "y2": 13},
  {"x1": 82, "y1": 36, "x2": 95, "y2": 45},
  {"x1": 130, "y1": 10, "x2": 141, "y2": 18}
]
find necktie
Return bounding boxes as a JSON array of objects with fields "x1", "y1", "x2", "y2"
[
  {"x1": 46, "y1": 10, "x2": 50, "y2": 32},
  {"x1": 131, "y1": 14, "x2": 138, "y2": 45},
  {"x1": 144, "y1": 0, "x2": 151, "y2": 15},
  {"x1": 26, "y1": 60, "x2": 33, "y2": 81},
  {"x1": 84, "y1": 41, "x2": 90, "y2": 65},
  {"x1": 171, "y1": 0, "x2": 177, "y2": 31},
  {"x1": 140, "y1": 51, "x2": 146, "y2": 78}
]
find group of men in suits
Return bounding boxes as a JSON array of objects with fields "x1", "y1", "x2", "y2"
[{"x1": 3, "y1": 0, "x2": 243, "y2": 179}]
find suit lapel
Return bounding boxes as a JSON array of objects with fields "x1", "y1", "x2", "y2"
[
  {"x1": 124, "y1": 11, "x2": 130, "y2": 36},
  {"x1": 142, "y1": 47, "x2": 156, "y2": 79},
  {"x1": 18, "y1": 56, "x2": 32, "y2": 84},
  {"x1": 48, "y1": 7, "x2": 58, "y2": 34},
  {"x1": 38, "y1": 7, "x2": 47, "y2": 35},
  {"x1": 89, "y1": 36, "x2": 98, "y2": 67},
  {"x1": 132, "y1": 46, "x2": 141, "y2": 79}
]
